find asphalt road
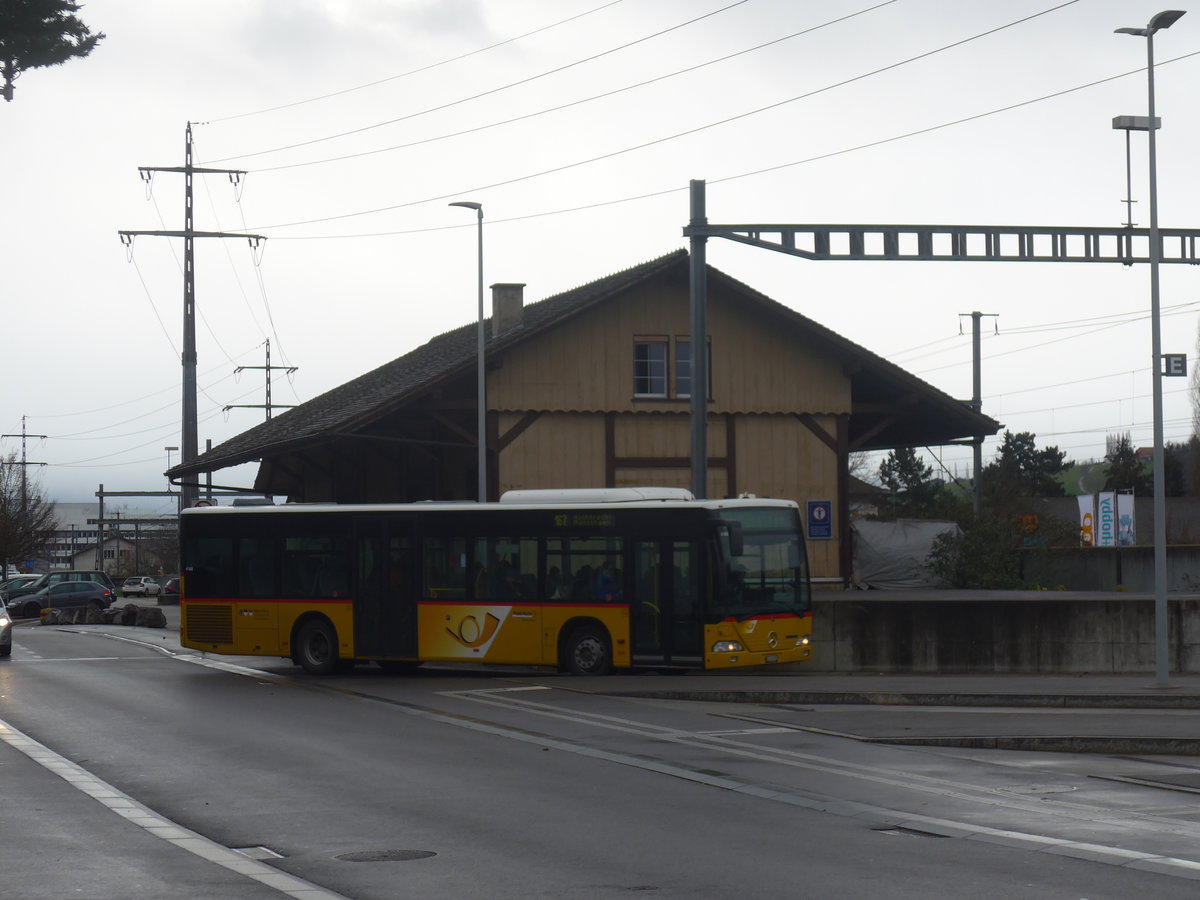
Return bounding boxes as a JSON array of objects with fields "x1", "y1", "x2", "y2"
[{"x1": 4, "y1": 612, "x2": 1200, "y2": 898}]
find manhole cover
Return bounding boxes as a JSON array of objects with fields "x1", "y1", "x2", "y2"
[{"x1": 336, "y1": 849, "x2": 436, "y2": 862}]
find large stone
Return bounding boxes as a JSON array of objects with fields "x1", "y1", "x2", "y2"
[{"x1": 134, "y1": 606, "x2": 167, "y2": 628}]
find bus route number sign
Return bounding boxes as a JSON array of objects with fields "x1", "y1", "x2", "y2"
[
  {"x1": 554, "y1": 513, "x2": 615, "y2": 528},
  {"x1": 807, "y1": 500, "x2": 833, "y2": 540}
]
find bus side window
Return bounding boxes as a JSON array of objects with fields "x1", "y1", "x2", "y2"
[
  {"x1": 237, "y1": 537, "x2": 277, "y2": 598},
  {"x1": 281, "y1": 537, "x2": 348, "y2": 598},
  {"x1": 474, "y1": 537, "x2": 536, "y2": 600},
  {"x1": 424, "y1": 538, "x2": 466, "y2": 598},
  {"x1": 185, "y1": 537, "x2": 234, "y2": 598}
]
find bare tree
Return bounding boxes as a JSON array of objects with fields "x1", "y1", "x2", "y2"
[
  {"x1": 0, "y1": 451, "x2": 57, "y2": 572},
  {"x1": 848, "y1": 451, "x2": 873, "y2": 483},
  {"x1": 0, "y1": 0, "x2": 104, "y2": 102}
]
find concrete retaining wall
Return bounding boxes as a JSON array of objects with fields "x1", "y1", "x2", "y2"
[
  {"x1": 1021, "y1": 546, "x2": 1200, "y2": 592},
  {"x1": 810, "y1": 590, "x2": 1200, "y2": 674}
]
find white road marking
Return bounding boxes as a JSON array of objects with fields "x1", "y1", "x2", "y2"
[
  {"x1": 25, "y1": 626, "x2": 1200, "y2": 882},
  {"x1": 0, "y1": 718, "x2": 350, "y2": 900}
]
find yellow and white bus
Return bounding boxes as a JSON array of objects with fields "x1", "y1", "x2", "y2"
[{"x1": 179, "y1": 488, "x2": 813, "y2": 675}]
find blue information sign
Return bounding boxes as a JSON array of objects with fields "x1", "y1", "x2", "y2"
[{"x1": 807, "y1": 500, "x2": 833, "y2": 540}]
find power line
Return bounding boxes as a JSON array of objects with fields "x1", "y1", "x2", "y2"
[
  {"x1": 243, "y1": 1, "x2": 1082, "y2": 232},
  {"x1": 259, "y1": 15, "x2": 1188, "y2": 242},
  {"x1": 205, "y1": 0, "x2": 751, "y2": 165},
  {"x1": 203, "y1": 0, "x2": 629, "y2": 124},
  {"x1": 233, "y1": 1, "x2": 901, "y2": 175},
  {"x1": 913, "y1": 304, "x2": 1200, "y2": 376}
]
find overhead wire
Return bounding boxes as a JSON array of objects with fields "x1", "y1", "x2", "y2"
[
  {"x1": 200, "y1": 174, "x2": 273, "y2": 352},
  {"x1": 226, "y1": 1, "x2": 901, "y2": 174},
  {"x1": 912, "y1": 304, "x2": 1200, "y2": 376},
  {"x1": 204, "y1": 0, "x2": 629, "y2": 124},
  {"x1": 204, "y1": 0, "x2": 752, "y2": 165},
  {"x1": 53, "y1": 377, "x2": 293, "y2": 467},
  {"x1": 28, "y1": 348, "x2": 262, "y2": 429},
  {"x1": 888, "y1": 300, "x2": 1200, "y2": 365},
  {"x1": 243, "y1": 0, "x2": 1083, "y2": 232},
  {"x1": 257, "y1": 9, "x2": 1189, "y2": 241}
]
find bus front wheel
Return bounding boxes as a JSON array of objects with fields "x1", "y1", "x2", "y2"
[
  {"x1": 563, "y1": 625, "x2": 612, "y2": 676},
  {"x1": 295, "y1": 619, "x2": 339, "y2": 675}
]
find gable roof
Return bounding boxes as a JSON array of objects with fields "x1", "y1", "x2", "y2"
[{"x1": 169, "y1": 250, "x2": 998, "y2": 481}]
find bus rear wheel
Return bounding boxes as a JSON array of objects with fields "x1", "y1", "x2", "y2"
[
  {"x1": 563, "y1": 625, "x2": 612, "y2": 676},
  {"x1": 295, "y1": 619, "x2": 339, "y2": 675}
]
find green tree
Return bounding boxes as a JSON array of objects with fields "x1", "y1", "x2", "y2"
[
  {"x1": 1164, "y1": 440, "x2": 1191, "y2": 497},
  {"x1": 981, "y1": 430, "x2": 1071, "y2": 509},
  {"x1": 0, "y1": 0, "x2": 104, "y2": 102},
  {"x1": 1103, "y1": 432, "x2": 1151, "y2": 495},
  {"x1": 877, "y1": 447, "x2": 940, "y2": 517},
  {"x1": 926, "y1": 431, "x2": 1074, "y2": 588},
  {"x1": 0, "y1": 452, "x2": 58, "y2": 571}
]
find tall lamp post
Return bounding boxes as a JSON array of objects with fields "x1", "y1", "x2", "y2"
[
  {"x1": 1116, "y1": 10, "x2": 1185, "y2": 687},
  {"x1": 449, "y1": 201, "x2": 487, "y2": 502}
]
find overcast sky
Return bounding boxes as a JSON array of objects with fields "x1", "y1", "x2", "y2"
[{"x1": 5, "y1": 0, "x2": 1200, "y2": 508}]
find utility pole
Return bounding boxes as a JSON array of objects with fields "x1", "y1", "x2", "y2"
[
  {"x1": 959, "y1": 312, "x2": 998, "y2": 518},
  {"x1": 224, "y1": 339, "x2": 298, "y2": 420},
  {"x1": 2, "y1": 416, "x2": 47, "y2": 510},
  {"x1": 118, "y1": 122, "x2": 265, "y2": 510}
]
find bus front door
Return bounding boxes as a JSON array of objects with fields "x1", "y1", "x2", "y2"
[
  {"x1": 632, "y1": 540, "x2": 703, "y2": 666},
  {"x1": 353, "y1": 518, "x2": 418, "y2": 659}
]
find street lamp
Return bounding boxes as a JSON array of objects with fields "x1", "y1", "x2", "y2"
[
  {"x1": 448, "y1": 200, "x2": 487, "y2": 502},
  {"x1": 1116, "y1": 10, "x2": 1185, "y2": 687}
]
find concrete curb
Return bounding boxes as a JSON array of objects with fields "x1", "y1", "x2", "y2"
[{"x1": 601, "y1": 689, "x2": 1200, "y2": 709}]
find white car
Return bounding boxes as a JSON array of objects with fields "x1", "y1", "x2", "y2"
[{"x1": 121, "y1": 576, "x2": 161, "y2": 597}]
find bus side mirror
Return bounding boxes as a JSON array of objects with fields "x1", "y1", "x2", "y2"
[{"x1": 716, "y1": 520, "x2": 744, "y2": 557}]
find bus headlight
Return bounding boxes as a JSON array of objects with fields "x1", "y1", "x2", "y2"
[
  {"x1": 711, "y1": 640, "x2": 744, "y2": 653},
  {"x1": 797, "y1": 637, "x2": 810, "y2": 647}
]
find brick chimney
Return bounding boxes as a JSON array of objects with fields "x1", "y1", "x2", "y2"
[{"x1": 491, "y1": 283, "x2": 525, "y2": 338}]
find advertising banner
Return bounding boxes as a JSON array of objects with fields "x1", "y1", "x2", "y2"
[
  {"x1": 1097, "y1": 492, "x2": 1117, "y2": 547},
  {"x1": 1117, "y1": 492, "x2": 1136, "y2": 545},
  {"x1": 1078, "y1": 495, "x2": 1095, "y2": 547}
]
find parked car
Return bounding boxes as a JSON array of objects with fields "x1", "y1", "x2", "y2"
[
  {"x1": 7, "y1": 582, "x2": 114, "y2": 619},
  {"x1": 6, "y1": 570, "x2": 116, "y2": 605},
  {"x1": 121, "y1": 576, "x2": 161, "y2": 597},
  {"x1": 0, "y1": 600, "x2": 11, "y2": 657},
  {"x1": 161, "y1": 577, "x2": 179, "y2": 598},
  {"x1": 0, "y1": 575, "x2": 41, "y2": 602}
]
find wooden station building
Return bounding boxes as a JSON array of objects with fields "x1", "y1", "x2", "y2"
[{"x1": 168, "y1": 250, "x2": 999, "y2": 581}]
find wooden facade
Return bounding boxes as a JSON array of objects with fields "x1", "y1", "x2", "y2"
[{"x1": 170, "y1": 251, "x2": 998, "y2": 582}]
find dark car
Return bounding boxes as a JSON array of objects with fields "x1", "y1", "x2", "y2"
[
  {"x1": 7, "y1": 582, "x2": 114, "y2": 619},
  {"x1": 161, "y1": 577, "x2": 179, "y2": 598},
  {"x1": 0, "y1": 575, "x2": 41, "y2": 602},
  {"x1": 6, "y1": 570, "x2": 117, "y2": 605},
  {"x1": 0, "y1": 600, "x2": 11, "y2": 657}
]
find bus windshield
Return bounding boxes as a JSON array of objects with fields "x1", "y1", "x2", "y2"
[{"x1": 714, "y1": 508, "x2": 810, "y2": 619}]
